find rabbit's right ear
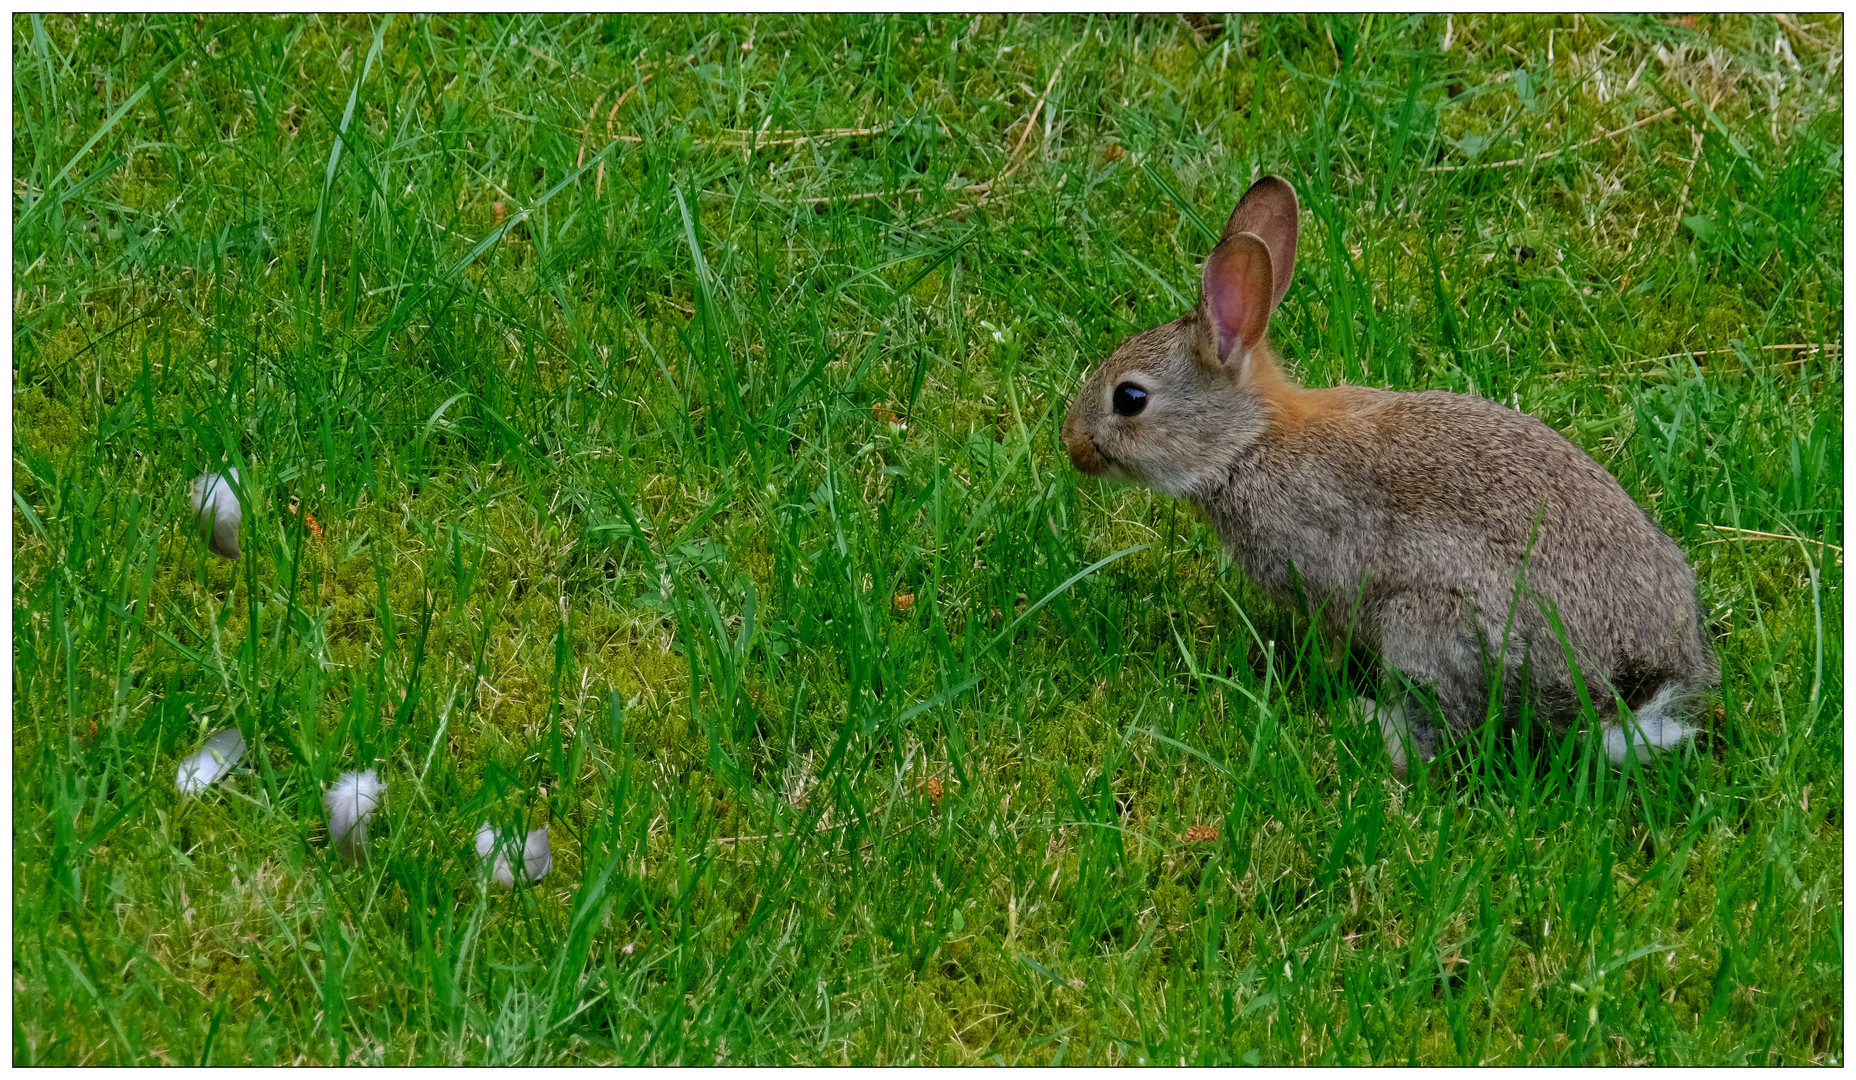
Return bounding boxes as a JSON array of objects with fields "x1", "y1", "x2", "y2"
[
  {"x1": 1201, "y1": 232, "x2": 1274, "y2": 365},
  {"x1": 1221, "y1": 175, "x2": 1299, "y2": 311}
]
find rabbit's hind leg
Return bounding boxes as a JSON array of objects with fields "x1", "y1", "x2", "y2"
[
  {"x1": 1378, "y1": 697, "x2": 1420, "y2": 779},
  {"x1": 1349, "y1": 693, "x2": 1436, "y2": 780}
]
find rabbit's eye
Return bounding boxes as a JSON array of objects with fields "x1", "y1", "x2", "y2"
[{"x1": 1112, "y1": 383, "x2": 1148, "y2": 416}]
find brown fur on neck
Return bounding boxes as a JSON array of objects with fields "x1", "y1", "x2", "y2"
[
  {"x1": 1241, "y1": 341, "x2": 1393, "y2": 455},
  {"x1": 1245, "y1": 339, "x2": 1336, "y2": 428}
]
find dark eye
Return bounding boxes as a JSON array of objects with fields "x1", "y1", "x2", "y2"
[{"x1": 1112, "y1": 383, "x2": 1148, "y2": 417}]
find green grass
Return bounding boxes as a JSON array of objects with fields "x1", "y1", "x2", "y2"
[{"x1": 11, "y1": 12, "x2": 1842, "y2": 1065}]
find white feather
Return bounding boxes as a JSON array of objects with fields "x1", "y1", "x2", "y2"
[
  {"x1": 190, "y1": 469, "x2": 242, "y2": 560},
  {"x1": 476, "y1": 821, "x2": 552, "y2": 887},
  {"x1": 521, "y1": 827, "x2": 553, "y2": 883},
  {"x1": 324, "y1": 769, "x2": 385, "y2": 858},
  {"x1": 176, "y1": 728, "x2": 245, "y2": 795}
]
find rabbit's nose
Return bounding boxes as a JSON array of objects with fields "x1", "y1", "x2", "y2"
[{"x1": 1063, "y1": 426, "x2": 1109, "y2": 475}]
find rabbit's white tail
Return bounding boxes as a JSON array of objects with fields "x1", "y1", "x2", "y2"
[{"x1": 1602, "y1": 682, "x2": 1700, "y2": 765}]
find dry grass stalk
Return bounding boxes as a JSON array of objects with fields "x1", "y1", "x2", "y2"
[{"x1": 1424, "y1": 106, "x2": 1680, "y2": 173}]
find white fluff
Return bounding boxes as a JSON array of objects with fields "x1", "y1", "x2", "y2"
[
  {"x1": 176, "y1": 728, "x2": 245, "y2": 795},
  {"x1": 1603, "y1": 684, "x2": 1698, "y2": 765},
  {"x1": 190, "y1": 469, "x2": 242, "y2": 560},
  {"x1": 476, "y1": 822, "x2": 552, "y2": 887},
  {"x1": 324, "y1": 769, "x2": 386, "y2": 859}
]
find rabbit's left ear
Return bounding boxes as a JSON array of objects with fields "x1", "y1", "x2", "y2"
[
  {"x1": 1221, "y1": 175, "x2": 1299, "y2": 311},
  {"x1": 1201, "y1": 231, "x2": 1274, "y2": 365}
]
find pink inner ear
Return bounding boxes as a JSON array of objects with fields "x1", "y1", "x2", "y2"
[
  {"x1": 1202, "y1": 237, "x2": 1273, "y2": 362},
  {"x1": 1222, "y1": 176, "x2": 1299, "y2": 310}
]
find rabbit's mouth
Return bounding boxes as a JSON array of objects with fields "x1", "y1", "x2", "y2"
[{"x1": 1063, "y1": 429, "x2": 1115, "y2": 476}]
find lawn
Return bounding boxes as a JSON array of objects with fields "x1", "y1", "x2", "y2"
[{"x1": 10, "y1": 12, "x2": 1843, "y2": 1065}]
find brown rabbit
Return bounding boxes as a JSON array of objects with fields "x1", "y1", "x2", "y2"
[{"x1": 1061, "y1": 176, "x2": 1717, "y2": 775}]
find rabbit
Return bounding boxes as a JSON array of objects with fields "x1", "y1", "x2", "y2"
[{"x1": 1061, "y1": 175, "x2": 1718, "y2": 776}]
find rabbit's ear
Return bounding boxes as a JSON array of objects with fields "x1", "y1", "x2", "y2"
[
  {"x1": 1221, "y1": 175, "x2": 1299, "y2": 310},
  {"x1": 1201, "y1": 232, "x2": 1274, "y2": 365}
]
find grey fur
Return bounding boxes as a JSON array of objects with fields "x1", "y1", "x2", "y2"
[{"x1": 1063, "y1": 176, "x2": 1718, "y2": 772}]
